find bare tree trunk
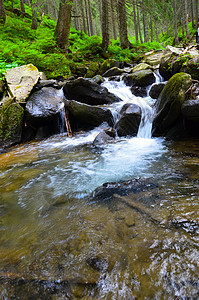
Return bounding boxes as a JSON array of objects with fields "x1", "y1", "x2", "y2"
[
  {"x1": 143, "y1": 11, "x2": 149, "y2": 42},
  {"x1": 0, "y1": 0, "x2": 6, "y2": 24},
  {"x1": 87, "y1": 0, "x2": 94, "y2": 35},
  {"x1": 31, "y1": 7, "x2": 37, "y2": 29},
  {"x1": 150, "y1": 16, "x2": 153, "y2": 42},
  {"x1": 20, "y1": 0, "x2": 25, "y2": 13},
  {"x1": 133, "y1": 0, "x2": 138, "y2": 41},
  {"x1": 173, "y1": 0, "x2": 179, "y2": 43},
  {"x1": 101, "y1": 0, "x2": 110, "y2": 49},
  {"x1": 84, "y1": 0, "x2": 90, "y2": 35},
  {"x1": 79, "y1": 0, "x2": 87, "y2": 33},
  {"x1": 195, "y1": 0, "x2": 199, "y2": 28},
  {"x1": 54, "y1": 0, "x2": 72, "y2": 50},
  {"x1": 156, "y1": 26, "x2": 159, "y2": 42},
  {"x1": 110, "y1": 0, "x2": 117, "y2": 39},
  {"x1": 136, "y1": 0, "x2": 143, "y2": 43},
  {"x1": 98, "y1": 0, "x2": 102, "y2": 33},
  {"x1": 190, "y1": 0, "x2": 194, "y2": 27},
  {"x1": 117, "y1": 0, "x2": 130, "y2": 48}
]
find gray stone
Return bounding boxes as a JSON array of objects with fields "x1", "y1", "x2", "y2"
[
  {"x1": 149, "y1": 83, "x2": 165, "y2": 99},
  {"x1": 93, "y1": 131, "x2": 114, "y2": 146},
  {"x1": 159, "y1": 46, "x2": 182, "y2": 80},
  {"x1": 123, "y1": 69, "x2": 155, "y2": 87}
]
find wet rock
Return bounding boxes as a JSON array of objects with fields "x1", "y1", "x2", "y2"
[
  {"x1": 123, "y1": 69, "x2": 155, "y2": 87},
  {"x1": 63, "y1": 78, "x2": 122, "y2": 105},
  {"x1": 108, "y1": 75, "x2": 121, "y2": 82},
  {"x1": 93, "y1": 132, "x2": 114, "y2": 146},
  {"x1": 64, "y1": 99, "x2": 113, "y2": 129},
  {"x1": 105, "y1": 127, "x2": 116, "y2": 138},
  {"x1": 87, "y1": 257, "x2": 109, "y2": 272},
  {"x1": 93, "y1": 178, "x2": 157, "y2": 201},
  {"x1": 35, "y1": 79, "x2": 62, "y2": 90},
  {"x1": 5, "y1": 64, "x2": 40, "y2": 103},
  {"x1": 169, "y1": 218, "x2": 199, "y2": 234},
  {"x1": 103, "y1": 67, "x2": 125, "y2": 77},
  {"x1": 149, "y1": 83, "x2": 165, "y2": 99},
  {"x1": 152, "y1": 73, "x2": 192, "y2": 137},
  {"x1": 130, "y1": 86, "x2": 147, "y2": 97},
  {"x1": 25, "y1": 87, "x2": 65, "y2": 126},
  {"x1": 159, "y1": 46, "x2": 182, "y2": 80},
  {"x1": 115, "y1": 103, "x2": 142, "y2": 137},
  {"x1": 180, "y1": 52, "x2": 199, "y2": 80},
  {"x1": 181, "y1": 100, "x2": 199, "y2": 136},
  {"x1": 0, "y1": 99, "x2": 24, "y2": 148}
]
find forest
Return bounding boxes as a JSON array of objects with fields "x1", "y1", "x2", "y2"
[{"x1": 0, "y1": 0, "x2": 198, "y2": 78}]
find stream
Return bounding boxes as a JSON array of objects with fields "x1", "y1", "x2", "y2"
[{"x1": 0, "y1": 76, "x2": 199, "y2": 299}]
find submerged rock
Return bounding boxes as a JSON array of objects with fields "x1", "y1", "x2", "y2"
[
  {"x1": 5, "y1": 64, "x2": 40, "y2": 103},
  {"x1": 63, "y1": 78, "x2": 122, "y2": 105},
  {"x1": 152, "y1": 73, "x2": 192, "y2": 137},
  {"x1": 93, "y1": 178, "x2": 157, "y2": 201},
  {"x1": 130, "y1": 86, "x2": 147, "y2": 97},
  {"x1": 93, "y1": 131, "x2": 114, "y2": 146},
  {"x1": 115, "y1": 103, "x2": 142, "y2": 137}
]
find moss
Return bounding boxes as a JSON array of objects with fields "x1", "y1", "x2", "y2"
[
  {"x1": 98, "y1": 59, "x2": 120, "y2": 75},
  {"x1": 0, "y1": 98, "x2": 24, "y2": 146},
  {"x1": 85, "y1": 62, "x2": 99, "y2": 78}
]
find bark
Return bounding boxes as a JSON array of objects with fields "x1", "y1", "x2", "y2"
[
  {"x1": 143, "y1": 11, "x2": 149, "y2": 42},
  {"x1": 173, "y1": 0, "x2": 179, "y2": 44},
  {"x1": 195, "y1": 0, "x2": 199, "y2": 28},
  {"x1": 184, "y1": 0, "x2": 190, "y2": 39},
  {"x1": 0, "y1": 0, "x2": 6, "y2": 24},
  {"x1": 31, "y1": 7, "x2": 37, "y2": 29},
  {"x1": 117, "y1": 0, "x2": 130, "y2": 48},
  {"x1": 190, "y1": 0, "x2": 194, "y2": 28},
  {"x1": 150, "y1": 16, "x2": 153, "y2": 42},
  {"x1": 136, "y1": 0, "x2": 143, "y2": 43},
  {"x1": 54, "y1": 0, "x2": 72, "y2": 50},
  {"x1": 84, "y1": 0, "x2": 91, "y2": 35},
  {"x1": 156, "y1": 26, "x2": 159, "y2": 42},
  {"x1": 133, "y1": 0, "x2": 138, "y2": 42},
  {"x1": 87, "y1": 0, "x2": 94, "y2": 36},
  {"x1": 101, "y1": 0, "x2": 110, "y2": 50},
  {"x1": 79, "y1": 0, "x2": 87, "y2": 33},
  {"x1": 110, "y1": 0, "x2": 117, "y2": 40}
]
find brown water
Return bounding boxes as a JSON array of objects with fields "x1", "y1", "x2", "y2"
[{"x1": 0, "y1": 133, "x2": 198, "y2": 299}]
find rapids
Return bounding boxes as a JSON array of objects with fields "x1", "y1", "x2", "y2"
[{"x1": 0, "y1": 76, "x2": 198, "y2": 299}]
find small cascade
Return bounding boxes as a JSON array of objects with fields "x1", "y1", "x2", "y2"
[
  {"x1": 102, "y1": 77, "x2": 156, "y2": 139},
  {"x1": 58, "y1": 103, "x2": 66, "y2": 133}
]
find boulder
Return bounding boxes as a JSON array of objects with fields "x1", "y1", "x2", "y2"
[
  {"x1": 131, "y1": 63, "x2": 152, "y2": 73},
  {"x1": 64, "y1": 99, "x2": 113, "y2": 128},
  {"x1": 25, "y1": 87, "x2": 65, "y2": 126},
  {"x1": 182, "y1": 100, "x2": 199, "y2": 122},
  {"x1": 93, "y1": 131, "x2": 114, "y2": 146},
  {"x1": 0, "y1": 99, "x2": 24, "y2": 147},
  {"x1": 130, "y1": 86, "x2": 147, "y2": 97},
  {"x1": 85, "y1": 62, "x2": 99, "y2": 78},
  {"x1": 123, "y1": 69, "x2": 155, "y2": 87},
  {"x1": 92, "y1": 178, "x2": 157, "y2": 201},
  {"x1": 180, "y1": 53, "x2": 199, "y2": 80},
  {"x1": 159, "y1": 46, "x2": 182, "y2": 80},
  {"x1": 5, "y1": 64, "x2": 40, "y2": 103},
  {"x1": 149, "y1": 83, "x2": 165, "y2": 99},
  {"x1": 152, "y1": 73, "x2": 192, "y2": 136},
  {"x1": 98, "y1": 59, "x2": 121, "y2": 75},
  {"x1": 90, "y1": 75, "x2": 105, "y2": 85},
  {"x1": 142, "y1": 50, "x2": 163, "y2": 67},
  {"x1": 102, "y1": 67, "x2": 125, "y2": 77},
  {"x1": 115, "y1": 103, "x2": 142, "y2": 137},
  {"x1": 35, "y1": 79, "x2": 62, "y2": 90},
  {"x1": 63, "y1": 78, "x2": 122, "y2": 105}
]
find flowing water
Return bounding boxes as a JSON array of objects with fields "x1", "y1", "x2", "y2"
[{"x1": 0, "y1": 77, "x2": 199, "y2": 299}]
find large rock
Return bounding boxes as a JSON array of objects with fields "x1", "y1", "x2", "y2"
[
  {"x1": 181, "y1": 100, "x2": 199, "y2": 136},
  {"x1": 0, "y1": 99, "x2": 24, "y2": 147},
  {"x1": 180, "y1": 53, "x2": 199, "y2": 80},
  {"x1": 5, "y1": 64, "x2": 40, "y2": 103},
  {"x1": 25, "y1": 87, "x2": 65, "y2": 125},
  {"x1": 102, "y1": 67, "x2": 125, "y2": 77},
  {"x1": 130, "y1": 86, "x2": 147, "y2": 97},
  {"x1": 123, "y1": 69, "x2": 155, "y2": 87},
  {"x1": 64, "y1": 99, "x2": 113, "y2": 128},
  {"x1": 152, "y1": 73, "x2": 192, "y2": 136},
  {"x1": 149, "y1": 83, "x2": 165, "y2": 99},
  {"x1": 115, "y1": 103, "x2": 142, "y2": 137},
  {"x1": 142, "y1": 50, "x2": 163, "y2": 67},
  {"x1": 63, "y1": 78, "x2": 122, "y2": 105},
  {"x1": 98, "y1": 59, "x2": 121, "y2": 75},
  {"x1": 131, "y1": 63, "x2": 152, "y2": 73},
  {"x1": 159, "y1": 46, "x2": 182, "y2": 80},
  {"x1": 93, "y1": 131, "x2": 114, "y2": 146}
]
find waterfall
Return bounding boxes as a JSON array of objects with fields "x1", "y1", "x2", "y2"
[
  {"x1": 102, "y1": 78, "x2": 157, "y2": 139},
  {"x1": 58, "y1": 102, "x2": 66, "y2": 133}
]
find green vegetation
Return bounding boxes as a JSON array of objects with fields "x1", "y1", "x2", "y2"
[{"x1": 0, "y1": 7, "x2": 164, "y2": 79}]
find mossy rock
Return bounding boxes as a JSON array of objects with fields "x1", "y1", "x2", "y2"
[
  {"x1": 0, "y1": 99, "x2": 24, "y2": 147},
  {"x1": 98, "y1": 59, "x2": 121, "y2": 75},
  {"x1": 180, "y1": 54, "x2": 199, "y2": 80},
  {"x1": 123, "y1": 69, "x2": 155, "y2": 87},
  {"x1": 85, "y1": 62, "x2": 99, "y2": 78},
  {"x1": 152, "y1": 72, "x2": 192, "y2": 137},
  {"x1": 159, "y1": 46, "x2": 182, "y2": 80}
]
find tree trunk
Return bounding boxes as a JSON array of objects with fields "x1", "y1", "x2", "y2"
[
  {"x1": 184, "y1": 0, "x2": 190, "y2": 39},
  {"x1": 101, "y1": 0, "x2": 110, "y2": 49},
  {"x1": 133, "y1": 0, "x2": 138, "y2": 42},
  {"x1": 54, "y1": 0, "x2": 72, "y2": 50},
  {"x1": 20, "y1": 0, "x2": 25, "y2": 13},
  {"x1": 31, "y1": 7, "x2": 37, "y2": 29},
  {"x1": 110, "y1": 0, "x2": 117, "y2": 39},
  {"x1": 143, "y1": 11, "x2": 149, "y2": 42},
  {"x1": 150, "y1": 16, "x2": 153, "y2": 42},
  {"x1": 117, "y1": 0, "x2": 130, "y2": 48},
  {"x1": 190, "y1": 0, "x2": 194, "y2": 28},
  {"x1": 79, "y1": 0, "x2": 87, "y2": 33},
  {"x1": 195, "y1": 0, "x2": 199, "y2": 28},
  {"x1": 173, "y1": 0, "x2": 179, "y2": 44},
  {"x1": 136, "y1": 0, "x2": 143, "y2": 43},
  {"x1": 84, "y1": 0, "x2": 90, "y2": 35},
  {"x1": 87, "y1": 0, "x2": 94, "y2": 35},
  {"x1": 156, "y1": 26, "x2": 159, "y2": 42},
  {"x1": 0, "y1": 0, "x2": 6, "y2": 24}
]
